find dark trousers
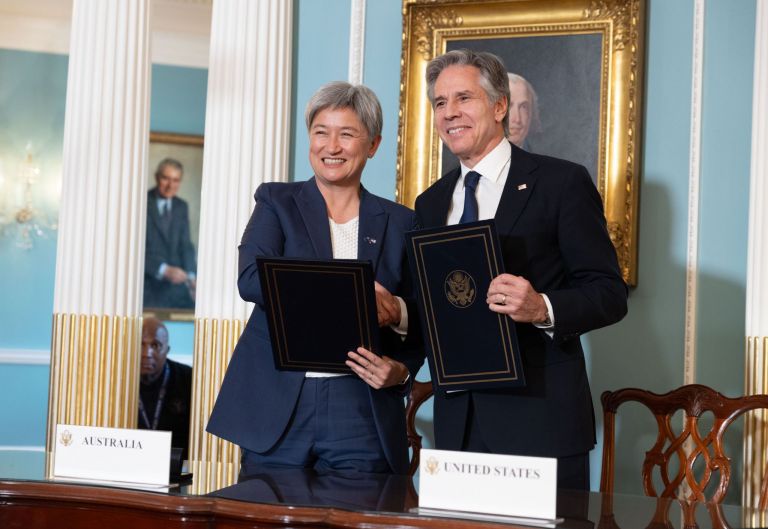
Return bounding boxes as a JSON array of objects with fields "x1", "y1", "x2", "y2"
[
  {"x1": 240, "y1": 377, "x2": 390, "y2": 477},
  {"x1": 462, "y1": 393, "x2": 590, "y2": 491}
]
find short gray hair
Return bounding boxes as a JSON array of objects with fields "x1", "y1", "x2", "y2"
[
  {"x1": 425, "y1": 49, "x2": 510, "y2": 135},
  {"x1": 155, "y1": 157, "x2": 183, "y2": 178},
  {"x1": 305, "y1": 81, "x2": 383, "y2": 140},
  {"x1": 508, "y1": 73, "x2": 542, "y2": 134}
]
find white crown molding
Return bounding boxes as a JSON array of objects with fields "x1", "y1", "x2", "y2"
[
  {"x1": 0, "y1": 14, "x2": 71, "y2": 55},
  {"x1": 682, "y1": 0, "x2": 705, "y2": 386},
  {"x1": 0, "y1": 0, "x2": 210, "y2": 68},
  {"x1": 152, "y1": 30, "x2": 209, "y2": 68},
  {"x1": 0, "y1": 348, "x2": 51, "y2": 365}
]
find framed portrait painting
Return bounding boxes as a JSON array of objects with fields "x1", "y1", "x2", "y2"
[
  {"x1": 397, "y1": 0, "x2": 646, "y2": 284},
  {"x1": 143, "y1": 132, "x2": 204, "y2": 320}
]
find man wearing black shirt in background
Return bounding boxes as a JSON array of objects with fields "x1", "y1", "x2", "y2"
[{"x1": 138, "y1": 317, "x2": 192, "y2": 459}]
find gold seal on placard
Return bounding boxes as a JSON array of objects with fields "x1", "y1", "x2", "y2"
[
  {"x1": 445, "y1": 270, "x2": 476, "y2": 308},
  {"x1": 425, "y1": 456, "x2": 440, "y2": 475},
  {"x1": 59, "y1": 429, "x2": 73, "y2": 447}
]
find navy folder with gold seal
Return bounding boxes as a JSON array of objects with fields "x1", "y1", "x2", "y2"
[
  {"x1": 256, "y1": 257, "x2": 380, "y2": 373},
  {"x1": 406, "y1": 220, "x2": 524, "y2": 393}
]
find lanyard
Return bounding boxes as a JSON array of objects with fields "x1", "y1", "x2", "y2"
[{"x1": 139, "y1": 363, "x2": 170, "y2": 430}]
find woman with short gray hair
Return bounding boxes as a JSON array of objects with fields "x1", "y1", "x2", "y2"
[{"x1": 208, "y1": 81, "x2": 422, "y2": 476}]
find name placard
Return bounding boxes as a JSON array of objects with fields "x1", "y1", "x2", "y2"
[
  {"x1": 418, "y1": 449, "x2": 558, "y2": 522},
  {"x1": 53, "y1": 424, "x2": 171, "y2": 487}
]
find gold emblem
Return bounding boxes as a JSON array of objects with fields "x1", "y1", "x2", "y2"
[
  {"x1": 59, "y1": 429, "x2": 73, "y2": 447},
  {"x1": 425, "y1": 456, "x2": 440, "y2": 475},
  {"x1": 445, "y1": 270, "x2": 476, "y2": 308}
]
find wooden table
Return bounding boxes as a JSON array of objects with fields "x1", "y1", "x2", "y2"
[{"x1": 0, "y1": 474, "x2": 761, "y2": 529}]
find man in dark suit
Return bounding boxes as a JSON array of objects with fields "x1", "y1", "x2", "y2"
[
  {"x1": 144, "y1": 158, "x2": 197, "y2": 309},
  {"x1": 415, "y1": 49, "x2": 628, "y2": 490}
]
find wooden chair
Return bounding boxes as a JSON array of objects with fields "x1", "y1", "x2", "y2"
[
  {"x1": 405, "y1": 380, "x2": 434, "y2": 476},
  {"x1": 600, "y1": 384, "x2": 768, "y2": 507}
]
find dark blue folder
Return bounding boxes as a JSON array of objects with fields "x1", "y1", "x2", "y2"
[
  {"x1": 257, "y1": 257, "x2": 380, "y2": 373},
  {"x1": 406, "y1": 220, "x2": 524, "y2": 393}
]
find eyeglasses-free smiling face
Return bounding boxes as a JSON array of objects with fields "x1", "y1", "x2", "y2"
[
  {"x1": 432, "y1": 65, "x2": 508, "y2": 168},
  {"x1": 506, "y1": 80, "x2": 532, "y2": 148},
  {"x1": 308, "y1": 107, "x2": 381, "y2": 188},
  {"x1": 155, "y1": 165, "x2": 182, "y2": 198}
]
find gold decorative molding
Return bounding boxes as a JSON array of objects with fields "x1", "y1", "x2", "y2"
[
  {"x1": 583, "y1": 0, "x2": 632, "y2": 50},
  {"x1": 743, "y1": 336, "x2": 768, "y2": 510},
  {"x1": 413, "y1": 8, "x2": 463, "y2": 59},
  {"x1": 188, "y1": 317, "x2": 245, "y2": 493},
  {"x1": 397, "y1": 0, "x2": 646, "y2": 285},
  {"x1": 45, "y1": 314, "x2": 141, "y2": 476}
]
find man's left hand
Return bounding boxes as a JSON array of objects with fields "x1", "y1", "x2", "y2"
[{"x1": 486, "y1": 273, "x2": 548, "y2": 323}]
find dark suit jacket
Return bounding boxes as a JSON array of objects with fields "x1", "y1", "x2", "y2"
[
  {"x1": 207, "y1": 178, "x2": 422, "y2": 474},
  {"x1": 414, "y1": 143, "x2": 627, "y2": 458},
  {"x1": 144, "y1": 188, "x2": 197, "y2": 309}
]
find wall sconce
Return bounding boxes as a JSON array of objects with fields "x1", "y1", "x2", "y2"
[{"x1": 0, "y1": 147, "x2": 58, "y2": 250}]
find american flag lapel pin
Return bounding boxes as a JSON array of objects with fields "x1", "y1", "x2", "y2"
[{"x1": 517, "y1": 183, "x2": 528, "y2": 191}]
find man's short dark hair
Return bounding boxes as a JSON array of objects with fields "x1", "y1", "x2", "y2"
[
  {"x1": 155, "y1": 158, "x2": 184, "y2": 178},
  {"x1": 426, "y1": 49, "x2": 511, "y2": 135}
]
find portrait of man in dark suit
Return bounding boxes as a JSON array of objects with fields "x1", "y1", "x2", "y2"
[
  {"x1": 415, "y1": 49, "x2": 627, "y2": 490},
  {"x1": 144, "y1": 158, "x2": 197, "y2": 309}
]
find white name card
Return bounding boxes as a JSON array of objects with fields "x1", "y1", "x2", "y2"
[
  {"x1": 53, "y1": 424, "x2": 172, "y2": 487},
  {"x1": 418, "y1": 449, "x2": 558, "y2": 522}
]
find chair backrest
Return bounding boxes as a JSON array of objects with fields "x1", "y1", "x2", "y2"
[
  {"x1": 600, "y1": 384, "x2": 768, "y2": 505},
  {"x1": 405, "y1": 380, "x2": 434, "y2": 476}
]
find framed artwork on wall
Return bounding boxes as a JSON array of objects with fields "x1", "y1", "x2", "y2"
[
  {"x1": 144, "y1": 132, "x2": 204, "y2": 320},
  {"x1": 397, "y1": 0, "x2": 646, "y2": 284}
]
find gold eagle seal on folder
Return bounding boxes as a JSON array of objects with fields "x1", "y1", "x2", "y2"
[
  {"x1": 59, "y1": 429, "x2": 73, "y2": 447},
  {"x1": 445, "y1": 270, "x2": 476, "y2": 308}
]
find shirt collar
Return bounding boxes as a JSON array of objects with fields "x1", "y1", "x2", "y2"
[{"x1": 459, "y1": 138, "x2": 511, "y2": 184}]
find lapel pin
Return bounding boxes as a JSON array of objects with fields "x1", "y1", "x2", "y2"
[
  {"x1": 364, "y1": 236, "x2": 377, "y2": 245},
  {"x1": 517, "y1": 183, "x2": 528, "y2": 191}
]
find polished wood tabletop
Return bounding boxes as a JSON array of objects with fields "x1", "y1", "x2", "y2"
[{"x1": 0, "y1": 468, "x2": 765, "y2": 529}]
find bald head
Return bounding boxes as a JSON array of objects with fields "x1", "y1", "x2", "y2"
[{"x1": 141, "y1": 317, "x2": 170, "y2": 383}]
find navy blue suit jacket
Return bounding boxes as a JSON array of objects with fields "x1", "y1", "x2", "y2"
[
  {"x1": 144, "y1": 188, "x2": 196, "y2": 309},
  {"x1": 207, "y1": 178, "x2": 422, "y2": 474},
  {"x1": 415, "y1": 143, "x2": 627, "y2": 458}
]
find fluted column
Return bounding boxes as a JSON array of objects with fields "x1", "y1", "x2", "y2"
[
  {"x1": 46, "y1": 0, "x2": 151, "y2": 475},
  {"x1": 743, "y1": 0, "x2": 768, "y2": 511},
  {"x1": 189, "y1": 0, "x2": 293, "y2": 493}
]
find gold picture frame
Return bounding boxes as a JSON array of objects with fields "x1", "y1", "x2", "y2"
[
  {"x1": 143, "y1": 131, "x2": 204, "y2": 321},
  {"x1": 396, "y1": 0, "x2": 646, "y2": 285}
]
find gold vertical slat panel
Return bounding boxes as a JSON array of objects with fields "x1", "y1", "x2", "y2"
[
  {"x1": 45, "y1": 313, "x2": 141, "y2": 477},
  {"x1": 189, "y1": 317, "x2": 245, "y2": 494},
  {"x1": 743, "y1": 336, "x2": 768, "y2": 520}
]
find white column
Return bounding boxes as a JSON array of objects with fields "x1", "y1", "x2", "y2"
[
  {"x1": 189, "y1": 0, "x2": 293, "y2": 492},
  {"x1": 743, "y1": 0, "x2": 768, "y2": 511},
  {"x1": 348, "y1": 0, "x2": 366, "y2": 84},
  {"x1": 46, "y1": 0, "x2": 151, "y2": 475}
]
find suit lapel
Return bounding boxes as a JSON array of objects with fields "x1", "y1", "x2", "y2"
[
  {"x1": 424, "y1": 168, "x2": 460, "y2": 228},
  {"x1": 494, "y1": 144, "x2": 539, "y2": 235},
  {"x1": 295, "y1": 178, "x2": 333, "y2": 259},
  {"x1": 357, "y1": 187, "x2": 387, "y2": 269},
  {"x1": 147, "y1": 188, "x2": 169, "y2": 243}
]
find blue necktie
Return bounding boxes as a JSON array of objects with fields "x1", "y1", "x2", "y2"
[
  {"x1": 160, "y1": 200, "x2": 172, "y2": 233},
  {"x1": 459, "y1": 171, "x2": 481, "y2": 223}
]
